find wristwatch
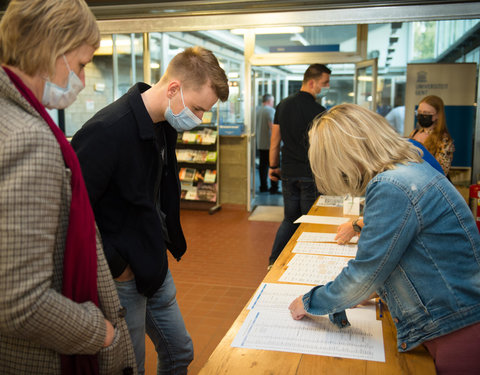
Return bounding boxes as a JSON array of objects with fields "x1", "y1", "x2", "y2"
[{"x1": 352, "y1": 218, "x2": 362, "y2": 233}]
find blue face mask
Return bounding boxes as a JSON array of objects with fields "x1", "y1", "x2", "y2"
[
  {"x1": 316, "y1": 86, "x2": 329, "y2": 99},
  {"x1": 164, "y1": 87, "x2": 202, "y2": 131}
]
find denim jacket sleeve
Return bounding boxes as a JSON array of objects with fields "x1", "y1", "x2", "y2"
[{"x1": 303, "y1": 177, "x2": 420, "y2": 315}]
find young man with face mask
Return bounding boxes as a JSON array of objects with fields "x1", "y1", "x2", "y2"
[
  {"x1": 267, "y1": 63, "x2": 331, "y2": 267},
  {"x1": 71, "y1": 46, "x2": 229, "y2": 375}
]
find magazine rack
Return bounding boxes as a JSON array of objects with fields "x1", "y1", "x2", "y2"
[{"x1": 176, "y1": 107, "x2": 221, "y2": 214}]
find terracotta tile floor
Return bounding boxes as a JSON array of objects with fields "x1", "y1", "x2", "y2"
[{"x1": 145, "y1": 204, "x2": 281, "y2": 374}]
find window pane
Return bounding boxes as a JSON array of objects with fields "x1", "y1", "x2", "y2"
[{"x1": 254, "y1": 25, "x2": 357, "y2": 53}]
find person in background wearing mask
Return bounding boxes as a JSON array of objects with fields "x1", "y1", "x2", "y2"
[
  {"x1": 268, "y1": 64, "x2": 330, "y2": 267},
  {"x1": 0, "y1": 0, "x2": 136, "y2": 374},
  {"x1": 71, "y1": 46, "x2": 229, "y2": 375},
  {"x1": 409, "y1": 95, "x2": 454, "y2": 176}
]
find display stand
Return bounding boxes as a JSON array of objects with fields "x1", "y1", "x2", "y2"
[
  {"x1": 176, "y1": 110, "x2": 221, "y2": 214},
  {"x1": 449, "y1": 166, "x2": 471, "y2": 203}
]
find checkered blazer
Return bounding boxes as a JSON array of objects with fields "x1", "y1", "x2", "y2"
[{"x1": 0, "y1": 69, "x2": 137, "y2": 374}]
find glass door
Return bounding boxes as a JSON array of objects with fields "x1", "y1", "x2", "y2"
[
  {"x1": 354, "y1": 58, "x2": 378, "y2": 110},
  {"x1": 245, "y1": 25, "x2": 367, "y2": 211},
  {"x1": 249, "y1": 68, "x2": 260, "y2": 209}
]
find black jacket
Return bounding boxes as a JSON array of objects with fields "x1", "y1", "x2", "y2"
[{"x1": 72, "y1": 83, "x2": 186, "y2": 297}]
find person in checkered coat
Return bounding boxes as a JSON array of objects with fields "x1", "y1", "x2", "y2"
[{"x1": 0, "y1": 1, "x2": 136, "y2": 374}]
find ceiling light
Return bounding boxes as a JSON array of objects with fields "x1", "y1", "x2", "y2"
[
  {"x1": 290, "y1": 33, "x2": 310, "y2": 46},
  {"x1": 100, "y1": 39, "x2": 113, "y2": 48},
  {"x1": 357, "y1": 76, "x2": 373, "y2": 82},
  {"x1": 96, "y1": 37, "x2": 141, "y2": 56},
  {"x1": 231, "y1": 27, "x2": 304, "y2": 35},
  {"x1": 100, "y1": 38, "x2": 132, "y2": 48}
]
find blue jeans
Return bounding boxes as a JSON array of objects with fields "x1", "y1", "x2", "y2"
[
  {"x1": 115, "y1": 270, "x2": 193, "y2": 375},
  {"x1": 269, "y1": 177, "x2": 319, "y2": 264}
]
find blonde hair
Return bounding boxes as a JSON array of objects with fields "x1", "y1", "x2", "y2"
[
  {"x1": 0, "y1": 0, "x2": 100, "y2": 77},
  {"x1": 161, "y1": 46, "x2": 229, "y2": 102},
  {"x1": 417, "y1": 95, "x2": 451, "y2": 156},
  {"x1": 309, "y1": 103, "x2": 422, "y2": 196}
]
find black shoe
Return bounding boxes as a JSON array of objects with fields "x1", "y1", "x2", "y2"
[
  {"x1": 269, "y1": 189, "x2": 281, "y2": 195},
  {"x1": 260, "y1": 187, "x2": 268, "y2": 193}
]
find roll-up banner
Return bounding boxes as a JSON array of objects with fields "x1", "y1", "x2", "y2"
[{"x1": 405, "y1": 63, "x2": 477, "y2": 167}]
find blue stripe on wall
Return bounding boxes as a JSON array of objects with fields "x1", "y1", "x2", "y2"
[{"x1": 446, "y1": 105, "x2": 475, "y2": 167}]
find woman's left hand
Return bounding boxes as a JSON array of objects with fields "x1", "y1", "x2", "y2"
[{"x1": 289, "y1": 295, "x2": 307, "y2": 320}]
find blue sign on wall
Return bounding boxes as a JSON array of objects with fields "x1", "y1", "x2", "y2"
[{"x1": 269, "y1": 45, "x2": 340, "y2": 53}]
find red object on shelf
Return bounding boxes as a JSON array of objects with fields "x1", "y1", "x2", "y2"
[{"x1": 469, "y1": 184, "x2": 480, "y2": 232}]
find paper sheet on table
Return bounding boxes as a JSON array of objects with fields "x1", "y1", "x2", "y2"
[
  {"x1": 316, "y1": 195, "x2": 344, "y2": 207},
  {"x1": 294, "y1": 215, "x2": 349, "y2": 225},
  {"x1": 248, "y1": 283, "x2": 377, "y2": 321},
  {"x1": 248, "y1": 283, "x2": 313, "y2": 311},
  {"x1": 231, "y1": 309, "x2": 385, "y2": 362},
  {"x1": 297, "y1": 231, "x2": 358, "y2": 244},
  {"x1": 293, "y1": 242, "x2": 358, "y2": 257},
  {"x1": 279, "y1": 254, "x2": 351, "y2": 285}
]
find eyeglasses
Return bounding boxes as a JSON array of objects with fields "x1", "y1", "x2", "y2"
[{"x1": 415, "y1": 110, "x2": 436, "y2": 116}]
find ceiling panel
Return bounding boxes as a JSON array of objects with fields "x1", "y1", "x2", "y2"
[
  {"x1": 84, "y1": 1, "x2": 480, "y2": 19},
  {"x1": 1, "y1": 1, "x2": 478, "y2": 18}
]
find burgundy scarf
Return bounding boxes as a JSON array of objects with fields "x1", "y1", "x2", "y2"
[{"x1": 4, "y1": 66, "x2": 99, "y2": 375}]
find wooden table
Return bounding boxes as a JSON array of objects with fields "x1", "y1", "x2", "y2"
[{"x1": 199, "y1": 205, "x2": 436, "y2": 375}]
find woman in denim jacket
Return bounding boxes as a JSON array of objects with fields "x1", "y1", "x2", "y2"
[{"x1": 289, "y1": 103, "x2": 480, "y2": 374}]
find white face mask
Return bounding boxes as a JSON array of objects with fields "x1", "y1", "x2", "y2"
[
  {"x1": 42, "y1": 55, "x2": 84, "y2": 109},
  {"x1": 164, "y1": 87, "x2": 202, "y2": 131}
]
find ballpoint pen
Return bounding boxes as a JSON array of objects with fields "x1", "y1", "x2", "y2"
[{"x1": 379, "y1": 298, "x2": 383, "y2": 318}]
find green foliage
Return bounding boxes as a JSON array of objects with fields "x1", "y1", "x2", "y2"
[{"x1": 413, "y1": 22, "x2": 436, "y2": 60}]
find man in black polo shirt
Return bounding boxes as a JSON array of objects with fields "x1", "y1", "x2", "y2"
[{"x1": 268, "y1": 64, "x2": 331, "y2": 266}]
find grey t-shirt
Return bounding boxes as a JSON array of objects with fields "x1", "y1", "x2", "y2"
[{"x1": 255, "y1": 105, "x2": 275, "y2": 150}]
